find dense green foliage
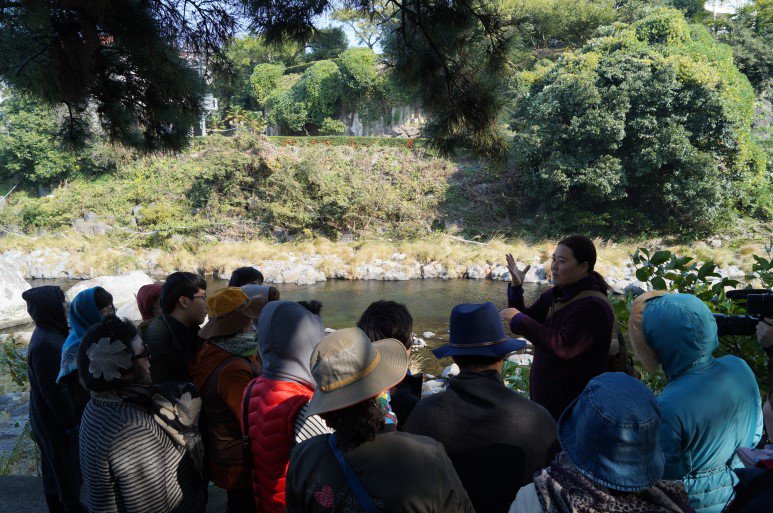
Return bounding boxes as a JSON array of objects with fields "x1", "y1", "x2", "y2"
[
  {"x1": 319, "y1": 118, "x2": 348, "y2": 135},
  {"x1": 255, "y1": 46, "x2": 406, "y2": 135},
  {"x1": 0, "y1": 134, "x2": 466, "y2": 240},
  {"x1": 250, "y1": 63, "x2": 287, "y2": 109},
  {"x1": 0, "y1": 92, "x2": 81, "y2": 185},
  {"x1": 212, "y1": 36, "x2": 303, "y2": 112},
  {"x1": 2, "y1": 1, "x2": 770, "y2": 239},
  {"x1": 307, "y1": 28, "x2": 349, "y2": 61},
  {"x1": 713, "y1": 0, "x2": 773, "y2": 93},
  {"x1": 509, "y1": 8, "x2": 768, "y2": 236},
  {"x1": 516, "y1": 0, "x2": 618, "y2": 52}
]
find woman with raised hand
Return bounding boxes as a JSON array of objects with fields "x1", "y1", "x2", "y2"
[{"x1": 500, "y1": 236, "x2": 614, "y2": 419}]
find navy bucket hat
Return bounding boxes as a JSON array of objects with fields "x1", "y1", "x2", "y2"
[
  {"x1": 432, "y1": 302, "x2": 527, "y2": 359},
  {"x1": 558, "y1": 372, "x2": 664, "y2": 492}
]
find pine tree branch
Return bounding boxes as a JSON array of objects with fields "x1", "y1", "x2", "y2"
[{"x1": 14, "y1": 43, "x2": 49, "y2": 76}]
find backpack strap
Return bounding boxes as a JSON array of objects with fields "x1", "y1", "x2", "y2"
[
  {"x1": 546, "y1": 289, "x2": 610, "y2": 321},
  {"x1": 241, "y1": 378, "x2": 259, "y2": 470},
  {"x1": 204, "y1": 356, "x2": 255, "y2": 405},
  {"x1": 328, "y1": 434, "x2": 380, "y2": 513}
]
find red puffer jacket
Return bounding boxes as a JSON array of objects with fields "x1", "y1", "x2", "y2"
[{"x1": 244, "y1": 375, "x2": 313, "y2": 513}]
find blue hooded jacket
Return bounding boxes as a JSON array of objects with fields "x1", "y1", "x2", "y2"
[
  {"x1": 57, "y1": 287, "x2": 103, "y2": 382},
  {"x1": 643, "y1": 294, "x2": 762, "y2": 513}
]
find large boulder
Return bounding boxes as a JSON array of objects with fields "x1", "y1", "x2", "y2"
[
  {"x1": 0, "y1": 261, "x2": 32, "y2": 329},
  {"x1": 66, "y1": 271, "x2": 154, "y2": 321}
]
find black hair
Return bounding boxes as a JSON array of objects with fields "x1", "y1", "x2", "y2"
[
  {"x1": 297, "y1": 300, "x2": 323, "y2": 315},
  {"x1": 557, "y1": 235, "x2": 609, "y2": 292},
  {"x1": 93, "y1": 286, "x2": 114, "y2": 310},
  {"x1": 452, "y1": 355, "x2": 502, "y2": 370},
  {"x1": 78, "y1": 315, "x2": 140, "y2": 392},
  {"x1": 229, "y1": 267, "x2": 264, "y2": 287},
  {"x1": 160, "y1": 272, "x2": 207, "y2": 314},
  {"x1": 267, "y1": 287, "x2": 281, "y2": 302},
  {"x1": 320, "y1": 397, "x2": 385, "y2": 451},
  {"x1": 357, "y1": 300, "x2": 414, "y2": 350}
]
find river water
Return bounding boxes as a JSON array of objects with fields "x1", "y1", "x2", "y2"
[{"x1": 24, "y1": 278, "x2": 546, "y2": 375}]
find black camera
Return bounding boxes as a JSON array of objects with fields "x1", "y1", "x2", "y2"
[{"x1": 713, "y1": 290, "x2": 773, "y2": 337}]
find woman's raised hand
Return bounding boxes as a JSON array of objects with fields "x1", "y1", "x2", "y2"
[{"x1": 505, "y1": 253, "x2": 530, "y2": 287}]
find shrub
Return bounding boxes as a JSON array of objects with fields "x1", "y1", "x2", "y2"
[
  {"x1": 264, "y1": 61, "x2": 343, "y2": 132},
  {"x1": 296, "y1": 60, "x2": 343, "y2": 125},
  {"x1": 265, "y1": 74, "x2": 305, "y2": 132},
  {"x1": 510, "y1": 8, "x2": 766, "y2": 235},
  {"x1": 319, "y1": 118, "x2": 347, "y2": 135},
  {"x1": 338, "y1": 47, "x2": 379, "y2": 95},
  {"x1": 250, "y1": 63, "x2": 286, "y2": 108},
  {"x1": 0, "y1": 92, "x2": 85, "y2": 186},
  {"x1": 0, "y1": 336, "x2": 28, "y2": 393}
]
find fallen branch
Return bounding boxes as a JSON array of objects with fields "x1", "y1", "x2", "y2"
[
  {"x1": 448, "y1": 234, "x2": 487, "y2": 246},
  {"x1": 2, "y1": 180, "x2": 21, "y2": 200}
]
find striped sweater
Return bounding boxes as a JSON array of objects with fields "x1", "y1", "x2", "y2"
[
  {"x1": 79, "y1": 395, "x2": 205, "y2": 513},
  {"x1": 293, "y1": 402, "x2": 332, "y2": 444}
]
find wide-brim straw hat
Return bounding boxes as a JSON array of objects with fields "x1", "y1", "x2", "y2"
[
  {"x1": 306, "y1": 327, "x2": 409, "y2": 416},
  {"x1": 199, "y1": 287, "x2": 266, "y2": 339}
]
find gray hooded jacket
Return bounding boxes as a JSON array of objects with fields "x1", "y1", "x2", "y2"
[{"x1": 257, "y1": 301, "x2": 325, "y2": 388}]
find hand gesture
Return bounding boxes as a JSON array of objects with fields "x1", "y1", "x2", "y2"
[
  {"x1": 505, "y1": 253, "x2": 530, "y2": 287},
  {"x1": 500, "y1": 308, "x2": 521, "y2": 324}
]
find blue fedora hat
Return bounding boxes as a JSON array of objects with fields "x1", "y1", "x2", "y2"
[{"x1": 432, "y1": 302, "x2": 527, "y2": 359}]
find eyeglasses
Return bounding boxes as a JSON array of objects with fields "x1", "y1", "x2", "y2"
[
  {"x1": 191, "y1": 293, "x2": 207, "y2": 301},
  {"x1": 100, "y1": 304, "x2": 116, "y2": 315},
  {"x1": 131, "y1": 347, "x2": 151, "y2": 361}
]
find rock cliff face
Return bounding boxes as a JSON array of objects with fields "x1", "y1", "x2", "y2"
[
  {"x1": 0, "y1": 262, "x2": 31, "y2": 329},
  {"x1": 65, "y1": 271, "x2": 155, "y2": 321}
]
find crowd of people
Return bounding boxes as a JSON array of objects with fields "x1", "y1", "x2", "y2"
[{"x1": 19, "y1": 235, "x2": 773, "y2": 513}]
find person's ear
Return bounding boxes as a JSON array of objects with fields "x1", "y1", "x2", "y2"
[
  {"x1": 579, "y1": 261, "x2": 590, "y2": 274},
  {"x1": 178, "y1": 296, "x2": 189, "y2": 310}
]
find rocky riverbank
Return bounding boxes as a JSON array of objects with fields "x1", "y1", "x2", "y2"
[
  {"x1": 0, "y1": 240, "x2": 756, "y2": 330},
  {"x1": 0, "y1": 244, "x2": 750, "y2": 284}
]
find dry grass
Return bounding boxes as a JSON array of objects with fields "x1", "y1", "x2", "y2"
[{"x1": 0, "y1": 230, "x2": 769, "y2": 278}]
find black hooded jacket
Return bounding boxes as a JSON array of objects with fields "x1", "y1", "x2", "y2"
[{"x1": 22, "y1": 286, "x2": 79, "y2": 434}]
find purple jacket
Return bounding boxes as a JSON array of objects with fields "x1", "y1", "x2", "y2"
[{"x1": 508, "y1": 275, "x2": 614, "y2": 419}]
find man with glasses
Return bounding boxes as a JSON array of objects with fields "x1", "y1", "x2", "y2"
[{"x1": 144, "y1": 272, "x2": 208, "y2": 383}]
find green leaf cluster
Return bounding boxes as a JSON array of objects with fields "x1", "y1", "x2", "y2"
[
  {"x1": 712, "y1": 0, "x2": 773, "y2": 94},
  {"x1": 510, "y1": 8, "x2": 768, "y2": 236},
  {"x1": 0, "y1": 91, "x2": 121, "y2": 187},
  {"x1": 611, "y1": 243, "x2": 773, "y2": 396},
  {"x1": 261, "y1": 47, "x2": 399, "y2": 135},
  {"x1": 319, "y1": 118, "x2": 347, "y2": 136},
  {"x1": 0, "y1": 93, "x2": 80, "y2": 185}
]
